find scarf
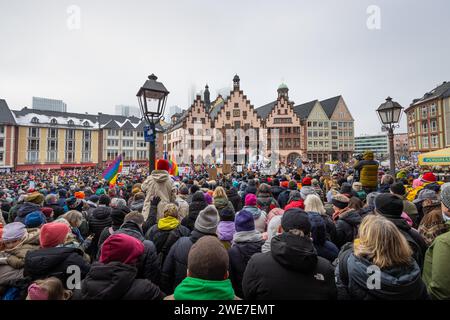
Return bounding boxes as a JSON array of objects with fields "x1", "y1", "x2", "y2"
[
  {"x1": 332, "y1": 207, "x2": 353, "y2": 221},
  {"x1": 233, "y1": 230, "x2": 262, "y2": 243},
  {"x1": 158, "y1": 216, "x2": 180, "y2": 231},
  {"x1": 173, "y1": 277, "x2": 235, "y2": 300}
]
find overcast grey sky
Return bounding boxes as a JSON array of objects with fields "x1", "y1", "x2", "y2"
[{"x1": 1, "y1": 0, "x2": 449, "y2": 135}]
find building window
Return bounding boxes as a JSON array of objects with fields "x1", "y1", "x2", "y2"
[
  {"x1": 108, "y1": 129, "x2": 119, "y2": 136},
  {"x1": 83, "y1": 121, "x2": 90, "y2": 127},
  {"x1": 274, "y1": 118, "x2": 292, "y2": 124},
  {"x1": 136, "y1": 131, "x2": 144, "y2": 138},
  {"x1": 422, "y1": 136, "x2": 429, "y2": 148},
  {"x1": 430, "y1": 104, "x2": 437, "y2": 117},
  {"x1": 226, "y1": 112, "x2": 230, "y2": 118},
  {"x1": 65, "y1": 129, "x2": 75, "y2": 162},
  {"x1": 82, "y1": 130, "x2": 91, "y2": 162},
  {"x1": 431, "y1": 135, "x2": 439, "y2": 148},
  {"x1": 0, "y1": 138, "x2": 3, "y2": 148},
  {"x1": 233, "y1": 109, "x2": 240, "y2": 117},
  {"x1": 430, "y1": 120, "x2": 437, "y2": 132},
  {"x1": 123, "y1": 140, "x2": 133, "y2": 147},
  {"x1": 122, "y1": 150, "x2": 133, "y2": 161},
  {"x1": 234, "y1": 103, "x2": 239, "y2": 108},
  {"x1": 123, "y1": 130, "x2": 133, "y2": 137},
  {"x1": 27, "y1": 127, "x2": 40, "y2": 162},
  {"x1": 67, "y1": 120, "x2": 74, "y2": 126},
  {"x1": 107, "y1": 150, "x2": 119, "y2": 160},
  {"x1": 47, "y1": 128, "x2": 58, "y2": 162},
  {"x1": 422, "y1": 121, "x2": 428, "y2": 133},
  {"x1": 421, "y1": 106, "x2": 428, "y2": 118},
  {"x1": 50, "y1": 118, "x2": 57, "y2": 125},
  {"x1": 31, "y1": 117, "x2": 39, "y2": 124}
]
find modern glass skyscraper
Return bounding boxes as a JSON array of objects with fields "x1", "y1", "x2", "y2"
[{"x1": 32, "y1": 97, "x2": 67, "y2": 112}]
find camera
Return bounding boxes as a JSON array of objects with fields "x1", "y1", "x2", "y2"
[{"x1": 353, "y1": 153, "x2": 363, "y2": 161}]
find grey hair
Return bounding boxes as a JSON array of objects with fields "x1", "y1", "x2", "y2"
[{"x1": 110, "y1": 198, "x2": 127, "y2": 208}]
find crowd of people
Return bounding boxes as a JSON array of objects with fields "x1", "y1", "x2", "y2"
[{"x1": 0, "y1": 151, "x2": 449, "y2": 300}]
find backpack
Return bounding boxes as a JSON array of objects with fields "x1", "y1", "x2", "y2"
[{"x1": 156, "y1": 228, "x2": 182, "y2": 268}]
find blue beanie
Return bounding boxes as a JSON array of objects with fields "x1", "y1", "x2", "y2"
[
  {"x1": 232, "y1": 181, "x2": 239, "y2": 189},
  {"x1": 235, "y1": 210, "x2": 255, "y2": 232},
  {"x1": 24, "y1": 211, "x2": 46, "y2": 228}
]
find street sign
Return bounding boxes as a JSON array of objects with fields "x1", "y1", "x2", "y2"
[{"x1": 144, "y1": 125, "x2": 155, "y2": 143}]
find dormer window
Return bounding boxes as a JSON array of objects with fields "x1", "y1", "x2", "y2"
[
  {"x1": 31, "y1": 117, "x2": 39, "y2": 124},
  {"x1": 68, "y1": 120, "x2": 74, "y2": 125},
  {"x1": 50, "y1": 118, "x2": 57, "y2": 125},
  {"x1": 83, "y1": 121, "x2": 89, "y2": 127}
]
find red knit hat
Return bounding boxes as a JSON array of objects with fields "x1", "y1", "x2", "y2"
[
  {"x1": 421, "y1": 172, "x2": 436, "y2": 183},
  {"x1": 41, "y1": 207, "x2": 54, "y2": 218},
  {"x1": 39, "y1": 223, "x2": 70, "y2": 248},
  {"x1": 302, "y1": 177, "x2": 312, "y2": 186},
  {"x1": 100, "y1": 234, "x2": 144, "y2": 265},
  {"x1": 156, "y1": 159, "x2": 170, "y2": 172}
]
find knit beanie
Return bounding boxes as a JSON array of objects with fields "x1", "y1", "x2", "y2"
[
  {"x1": 421, "y1": 172, "x2": 437, "y2": 183},
  {"x1": 179, "y1": 186, "x2": 189, "y2": 195},
  {"x1": 204, "y1": 193, "x2": 213, "y2": 205},
  {"x1": 194, "y1": 205, "x2": 219, "y2": 234},
  {"x1": 235, "y1": 210, "x2": 255, "y2": 232},
  {"x1": 100, "y1": 233, "x2": 144, "y2": 265},
  {"x1": 300, "y1": 186, "x2": 316, "y2": 200},
  {"x1": 219, "y1": 208, "x2": 235, "y2": 222},
  {"x1": 110, "y1": 206, "x2": 130, "y2": 227},
  {"x1": 156, "y1": 159, "x2": 170, "y2": 172},
  {"x1": 187, "y1": 236, "x2": 229, "y2": 281},
  {"x1": 281, "y1": 208, "x2": 311, "y2": 234},
  {"x1": 288, "y1": 180, "x2": 298, "y2": 190},
  {"x1": 302, "y1": 177, "x2": 312, "y2": 186},
  {"x1": 99, "y1": 195, "x2": 111, "y2": 206},
  {"x1": 258, "y1": 183, "x2": 271, "y2": 194},
  {"x1": 366, "y1": 192, "x2": 380, "y2": 207},
  {"x1": 74, "y1": 191, "x2": 85, "y2": 200},
  {"x1": 27, "y1": 283, "x2": 49, "y2": 300},
  {"x1": 390, "y1": 182, "x2": 406, "y2": 196},
  {"x1": 441, "y1": 183, "x2": 450, "y2": 209},
  {"x1": 26, "y1": 192, "x2": 45, "y2": 205},
  {"x1": 24, "y1": 211, "x2": 46, "y2": 228},
  {"x1": 245, "y1": 193, "x2": 257, "y2": 206},
  {"x1": 163, "y1": 203, "x2": 179, "y2": 218},
  {"x1": 289, "y1": 190, "x2": 302, "y2": 202},
  {"x1": 2, "y1": 222, "x2": 27, "y2": 242},
  {"x1": 340, "y1": 183, "x2": 352, "y2": 195},
  {"x1": 332, "y1": 194, "x2": 350, "y2": 209},
  {"x1": 375, "y1": 193, "x2": 404, "y2": 218},
  {"x1": 88, "y1": 195, "x2": 99, "y2": 203},
  {"x1": 41, "y1": 207, "x2": 54, "y2": 218},
  {"x1": 39, "y1": 222, "x2": 70, "y2": 248}
]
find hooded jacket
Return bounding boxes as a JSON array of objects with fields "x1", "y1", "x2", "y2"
[
  {"x1": 87, "y1": 205, "x2": 112, "y2": 258},
  {"x1": 354, "y1": 152, "x2": 379, "y2": 189},
  {"x1": 269, "y1": 185, "x2": 285, "y2": 203},
  {"x1": 15, "y1": 202, "x2": 41, "y2": 223},
  {"x1": 242, "y1": 233, "x2": 337, "y2": 300},
  {"x1": 334, "y1": 209, "x2": 362, "y2": 249},
  {"x1": 226, "y1": 188, "x2": 243, "y2": 212},
  {"x1": 213, "y1": 197, "x2": 235, "y2": 216},
  {"x1": 256, "y1": 190, "x2": 279, "y2": 215},
  {"x1": 335, "y1": 245, "x2": 429, "y2": 300},
  {"x1": 73, "y1": 262, "x2": 164, "y2": 300},
  {"x1": 141, "y1": 170, "x2": 177, "y2": 220},
  {"x1": 181, "y1": 192, "x2": 207, "y2": 231}
]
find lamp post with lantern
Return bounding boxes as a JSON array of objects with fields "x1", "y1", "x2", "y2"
[
  {"x1": 137, "y1": 74, "x2": 170, "y2": 172},
  {"x1": 376, "y1": 96, "x2": 404, "y2": 178}
]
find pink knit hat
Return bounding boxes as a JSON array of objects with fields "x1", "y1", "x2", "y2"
[
  {"x1": 245, "y1": 193, "x2": 257, "y2": 206},
  {"x1": 27, "y1": 283, "x2": 49, "y2": 300}
]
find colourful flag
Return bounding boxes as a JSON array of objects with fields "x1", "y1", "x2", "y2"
[{"x1": 103, "y1": 155, "x2": 123, "y2": 186}]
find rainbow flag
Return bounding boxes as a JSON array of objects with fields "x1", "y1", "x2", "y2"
[{"x1": 103, "y1": 155, "x2": 123, "y2": 186}]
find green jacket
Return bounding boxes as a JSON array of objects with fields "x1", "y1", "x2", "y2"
[
  {"x1": 422, "y1": 221, "x2": 450, "y2": 300},
  {"x1": 173, "y1": 277, "x2": 236, "y2": 300}
]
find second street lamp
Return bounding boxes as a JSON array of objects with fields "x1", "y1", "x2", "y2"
[
  {"x1": 137, "y1": 74, "x2": 170, "y2": 172},
  {"x1": 376, "y1": 96, "x2": 403, "y2": 178}
]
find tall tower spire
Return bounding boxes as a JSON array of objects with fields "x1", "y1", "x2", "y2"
[
  {"x1": 204, "y1": 84, "x2": 211, "y2": 112},
  {"x1": 233, "y1": 74, "x2": 240, "y2": 91}
]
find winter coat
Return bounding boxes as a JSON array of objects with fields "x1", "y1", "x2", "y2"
[
  {"x1": 422, "y1": 221, "x2": 450, "y2": 299},
  {"x1": 141, "y1": 170, "x2": 177, "y2": 220},
  {"x1": 256, "y1": 192, "x2": 279, "y2": 214},
  {"x1": 161, "y1": 229, "x2": 214, "y2": 294},
  {"x1": 307, "y1": 212, "x2": 338, "y2": 262},
  {"x1": 241, "y1": 184, "x2": 257, "y2": 203},
  {"x1": 354, "y1": 157, "x2": 379, "y2": 189},
  {"x1": 87, "y1": 205, "x2": 112, "y2": 258},
  {"x1": 113, "y1": 220, "x2": 160, "y2": 285},
  {"x1": 14, "y1": 202, "x2": 41, "y2": 224},
  {"x1": 378, "y1": 183, "x2": 391, "y2": 193},
  {"x1": 242, "y1": 233, "x2": 337, "y2": 300},
  {"x1": 240, "y1": 206, "x2": 267, "y2": 233},
  {"x1": 181, "y1": 192, "x2": 207, "y2": 231},
  {"x1": 277, "y1": 189, "x2": 295, "y2": 209},
  {"x1": 73, "y1": 262, "x2": 164, "y2": 300},
  {"x1": 24, "y1": 246, "x2": 90, "y2": 285},
  {"x1": 335, "y1": 244, "x2": 429, "y2": 300},
  {"x1": 334, "y1": 209, "x2": 362, "y2": 249},
  {"x1": 226, "y1": 188, "x2": 243, "y2": 212},
  {"x1": 145, "y1": 218, "x2": 190, "y2": 267},
  {"x1": 46, "y1": 203, "x2": 65, "y2": 219},
  {"x1": 130, "y1": 199, "x2": 144, "y2": 213},
  {"x1": 228, "y1": 231, "x2": 264, "y2": 298},
  {"x1": 384, "y1": 217, "x2": 428, "y2": 269},
  {"x1": 269, "y1": 186, "x2": 285, "y2": 203},
  {"x1": 175, "y1": 197, "x2": 189, "y2": 220},
  {"x1": 214, "y1": 197, "x2": 235, "y2": 217}
]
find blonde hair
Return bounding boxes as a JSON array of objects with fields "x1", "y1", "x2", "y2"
[
  {"x1": 354, "y1": 215, "x2": 413, "y2": 269},
  {"x1": 304, "y1": 194, "x2": 326, "y2": 215},
  {"x1": 213, "y1": 186, "x2": 227, "y2": 199},
  {"x1": 62, "y1": 210, "x2": 83, "y2": 228},
  {"x1": 27, "y1": 277, "x2": 72, "y2": 300}
]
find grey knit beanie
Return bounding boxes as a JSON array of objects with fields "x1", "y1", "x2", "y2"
[
  {"x1": 195, "y1": 205, "x2": 219, "y2": 234},
  {"x1": 441, "y1": 183, "x2": 450, "y2": 209}
]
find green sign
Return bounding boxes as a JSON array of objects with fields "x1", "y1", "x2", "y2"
[{"x1": 423, "y1": 157, "x2": 450, "y2": 163}]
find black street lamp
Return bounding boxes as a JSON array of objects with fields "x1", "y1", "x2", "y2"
[
  {"x1": 137, "y1": 74, "x2": 170, "y2": 172},
  {"x1": 376, "y1": 96, "x2": 403, "y2": 178}
]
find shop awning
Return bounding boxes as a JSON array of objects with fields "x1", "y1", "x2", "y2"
[{"x1": 418, "y1": 148, "x2": 450, "y2": 166}]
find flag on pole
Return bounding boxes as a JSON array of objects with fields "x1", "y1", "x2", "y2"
[{"x1": 103, "y1": 155, "x2": 123, "y2": 186}]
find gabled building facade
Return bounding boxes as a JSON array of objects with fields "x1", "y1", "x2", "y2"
[{"x1": 0, "y1": 99, "x2": 17, "y2": 172}]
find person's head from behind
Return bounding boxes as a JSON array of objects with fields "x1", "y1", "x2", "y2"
[
  {"x1": 124, "y1": 211, "x2": 145, "y2": 228},
  {"x1": 99, "y1": 194, "x2": 111, "y2": 206},
  {"x1": 279, "y1": 208, "x2": 311, "y2": 238},
  {"x1": 212, "y1": 186, "x2": 227, "y2": 200},
  {"x1": 100, "y1": 233, "x2": 144, "y2": 265},
  {"x1": 440, "y1": 183, "x2": 450, "y2": 219},
  {"x1": 331, "y1": 194, "x2": 350, "y2": 212},
  {"x1": 26, "y1": 277, "x2": 71, "y2": 300},
  {"x1": 62, "y1": 210, "x2": 83, "y2": 228},
  {"x1": 304, "y1": 194, "x2": 325, "y2": 215},
  {"x1": 134, "y1": 192, "x2": 145, "y2": 202},
  {"x1": 187, "y1": 236, "x2": 229, "y2": 280},
  {"x1": 355, "y1": 215, "x2": 412, "y2": 269},
  {"x1": 390, "y1": 182, "x2": 406, "y2": 197},
  {"x1": 163, "y1": 203, "x2": 179, "y2": 219},
  {"x1": 110, "y1": 197, "x2": 126, "y2": 208},
  {"x1": 381, "y1": 174, "x2": 394, "y2": 186},
  {"x1": 348, "y1": 197, "x2": 363, "y2": 211}
]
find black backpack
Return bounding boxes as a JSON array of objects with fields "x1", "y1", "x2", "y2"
[{"x1": 156, "y1": 228, "x2": 183, "y2": 268}]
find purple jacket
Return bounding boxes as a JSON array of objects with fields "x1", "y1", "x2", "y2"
[{"x1": 218, "y1": 221, "x2": 235, "y2": 241}]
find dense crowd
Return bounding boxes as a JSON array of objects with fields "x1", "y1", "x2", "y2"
[{"x1": 0, "y1": 151, "x2": 449, "y2": 300}]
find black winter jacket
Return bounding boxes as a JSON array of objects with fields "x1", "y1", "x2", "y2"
[
  {"x1": 73, "y1": 262, "x2": 164, "y2": 300},
  {"x1": 24, "y1": 247, "x2": 90, "y2": 285},
  {"x1": 181, "y1": 192, "x2": 207, "y2": 231},
  {"x1": 226, "y1": 188, "x2": 243, "y2": 212},
  {"x1": 334, "y1": 209, "x2": 362, "y2": 249},
  {"x1": 269, "y1": 186, "x2": 285, "y2": 203},
  {"x1": 114, "y1": 221, "x2": 160, "y2": 285},
  {"x1": 242, "y1": 233, "x2": 337, "y2": 300},
  {"x1": 160, "y1": 229, "x2": 214, "y2": 294},
  {"x1": 87, "y1": 205, "x2": 112, "y2": 258},
  {"x1": 335, "y1": 244, "x2": 429, "y2": 300},
  {"x1": 228, "y1": 239, "x2": 264, "y2": 298},
  {"x1": 277, "y1": 189, "x2": 295, "y2": 209}
]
